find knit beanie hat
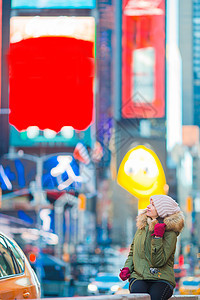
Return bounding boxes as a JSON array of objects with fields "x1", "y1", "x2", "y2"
[{"x1": 151, "y1": 195, "x2": 180, "y2": 218}]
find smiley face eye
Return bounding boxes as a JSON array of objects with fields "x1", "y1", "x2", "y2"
[
  {"x1": 124, "y1": 160, "x2": 139, "y2": 176},
  {"x1": 142, "y1": 163, "x2": 158, "y2": 178},
  {"x1": 126, "y1": 166, "x2": 137, "y2": 175}
]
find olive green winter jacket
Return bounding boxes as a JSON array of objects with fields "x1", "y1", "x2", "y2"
[{"x1": 123, "y1": 211, "x2": 184, "y2": 288}]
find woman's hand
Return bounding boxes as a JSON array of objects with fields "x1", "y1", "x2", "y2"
[
  {"x1": 119, "y1": 267, "x2": 130, "y2": 281},
  {"x1": 151, "y1": 223, "x2": 166, "y2": 238}
]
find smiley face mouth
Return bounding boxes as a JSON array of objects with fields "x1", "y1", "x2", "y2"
[{"x1": 132, "y1": 178, "x2": 156, "y2": 190}]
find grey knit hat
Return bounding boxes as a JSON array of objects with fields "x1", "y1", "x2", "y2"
[{"x1": 151, "y1": 195, "x2": 180, "y2": 218}]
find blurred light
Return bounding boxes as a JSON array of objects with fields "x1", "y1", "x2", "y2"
[
  {"x1": 111, "y1": 285, "x2": 120, "y2": 292},
  {"x1": 181, "y1": 152, "x2": 193, "y2": 186},
  {"x1": 39, "y1": 209, "x2": 51, "y2": 231},
  {"x1": 43, "y1": 129, "x2": 56, "y2": 139},
  {"x1": 17, "y1": 149, "x2": 24, "y2": 156},
  {"x1": 179, "y1": 254, "x2": 184, "y2": 267},
  {"x1": 61, "y1": 126, "x2": 74, "y2": 139},
  {"x1": 182, "y1": 126, "x2": 199, "y2": 147},
  {"x1": 27, "y1": 126, "x2": 39, "y2": 139},
  {"x1": 11, "y1": 16, "x2": 95, "y2": 42},
  {"x1": 42, "y1": 232, "x2": 58, "y2": 245},
  {"x1": 29, "y1": 253, "x2": 36, "y2": 264},
  {"x1": 88, "y1": 284, "x2": 97, "y2": 292},
  {"x1": 124, "y1": 0, "x2": 164, "y2": 16},
  {"x1": 21, "y1": 232, "x2": 39, "y2": 241},
  {"x1": 166, "y1": 0, "x2": 182, "y2": 152},
  {"x1": 185, "y1": 244, "x2": 190, "y2": 254},
  {"x1": 62, "y1": 253, "x2": 70, "y2": 262},
  {"x1": 186, "y1": 196, "x2": 193, "y2": 213},
  {"x1": 78, "y1": 193, "x2": 86, "y2": 211},
  {"x1": 140, "y1": 120, "x2": 151, "y2": 137},
  {"x1": 0, "y1": 165, "x2": 12, "y2": 190},
  {"x1": 95, "y1": 247, "x2": 101, "y2": 254}
]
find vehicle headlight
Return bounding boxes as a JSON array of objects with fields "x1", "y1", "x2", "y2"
[
  {"x1": 88, "y1": 284, "x2": 98, "y2": 292},
  {"x1": 111, "y1": 284, "x2": 120, "y2": 292}
]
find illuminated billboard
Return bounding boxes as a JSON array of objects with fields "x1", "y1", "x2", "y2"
[
  {"x1": 122, "y1": 0, "x2": 165, "y2": 119},
  {"x1": 9, "y1": 16, "x2": 95, "y2": 133},
  {"x1": 0, "y1": 155, "x2": 81, "y2": 191},
  {"x1": 10, "y1": 125, "x2": 92, "y2": 147},
  {"x1": 12, "y1": 0, "x2": 96, "y2": 9}
]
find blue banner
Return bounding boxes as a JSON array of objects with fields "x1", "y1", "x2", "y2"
[
  {"x1": 12, "y1": 0, "x2": 96, "y2": 9},
  {"x1": 0, "y1": 155, "x2": 82, "y2": 191}
]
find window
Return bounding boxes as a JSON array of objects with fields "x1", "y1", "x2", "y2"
[
  {"x1": 0, "y1": 237, "x2": 15, "y2": 277},
  {"x1": 5, "y1": 238, "x2": 25, "y2": 273},
  {"x1": 0, "y1": 235, "x2": 24, "y2": 278}
]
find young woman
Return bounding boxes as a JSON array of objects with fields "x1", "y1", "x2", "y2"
[{"x1": 119, "y1": 194, "x2": 184, "y2": 300}]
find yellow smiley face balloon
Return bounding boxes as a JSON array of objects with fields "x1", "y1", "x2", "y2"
[{"x1": 117, "y1": 145, "x2": 167, "y2": 209}]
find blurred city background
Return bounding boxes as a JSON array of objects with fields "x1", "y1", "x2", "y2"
[{"x1": 0, "y1": 0, "x2": 199, "y2": 297}]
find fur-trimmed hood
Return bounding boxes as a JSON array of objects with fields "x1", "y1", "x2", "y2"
[{"x1": 136, "y1": 210, "x2": 185, "y2": 233}]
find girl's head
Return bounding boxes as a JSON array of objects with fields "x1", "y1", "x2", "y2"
[
  {"x1": 146, "y1": 199, "x2": 158, "y2": 219},
  {"x1": 147, "y1": 194, "x2": 180, "y2": 218}
]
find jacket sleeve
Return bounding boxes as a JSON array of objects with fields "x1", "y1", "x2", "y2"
[
  {"x1": 150, "y1": 231, "x2": 177, "y2": 268},
  {"x1": 123, "y1": 239, "x2": 134, "y2": 272}
]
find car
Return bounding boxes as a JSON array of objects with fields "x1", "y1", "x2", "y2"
[
  {"x1": 87, "y1": 272, "x2": 125, "y2": 295},
  {"x1": 115, "y1": 281, "x2": 130, "y2": 294},
  {"x1": 179, "y1": 276, "x2": 200, "y2": 295},
  {"x1": 0, "y1": 231, "x2": 40, "y2": 299}
]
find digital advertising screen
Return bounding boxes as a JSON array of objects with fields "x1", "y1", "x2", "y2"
[
  {"x1": 9, "y1": 16, "x2": 95, "y2": 144},
  {"x1": 122, "y1": 0, "x2": 165, "y2": 119}
]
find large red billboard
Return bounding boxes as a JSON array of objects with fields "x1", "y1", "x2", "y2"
[
  {"x1": 122, "y1": 0, "x2": 165, "y2": 119},
  {"x1": 9, "y1": 17, "x2": 95, "y2": 132}
]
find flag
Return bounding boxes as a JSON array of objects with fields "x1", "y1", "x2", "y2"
[{"x1": 73, "y1": 143, "x2": 90, "y2": 165}]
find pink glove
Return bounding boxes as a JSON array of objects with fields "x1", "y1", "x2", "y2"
[
  {"x1": 119, "y1": 267, "x2": 130, "y2": 281},
  {"x1": 151, "y1": 223, "x2": 166, "y2": 237}
]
